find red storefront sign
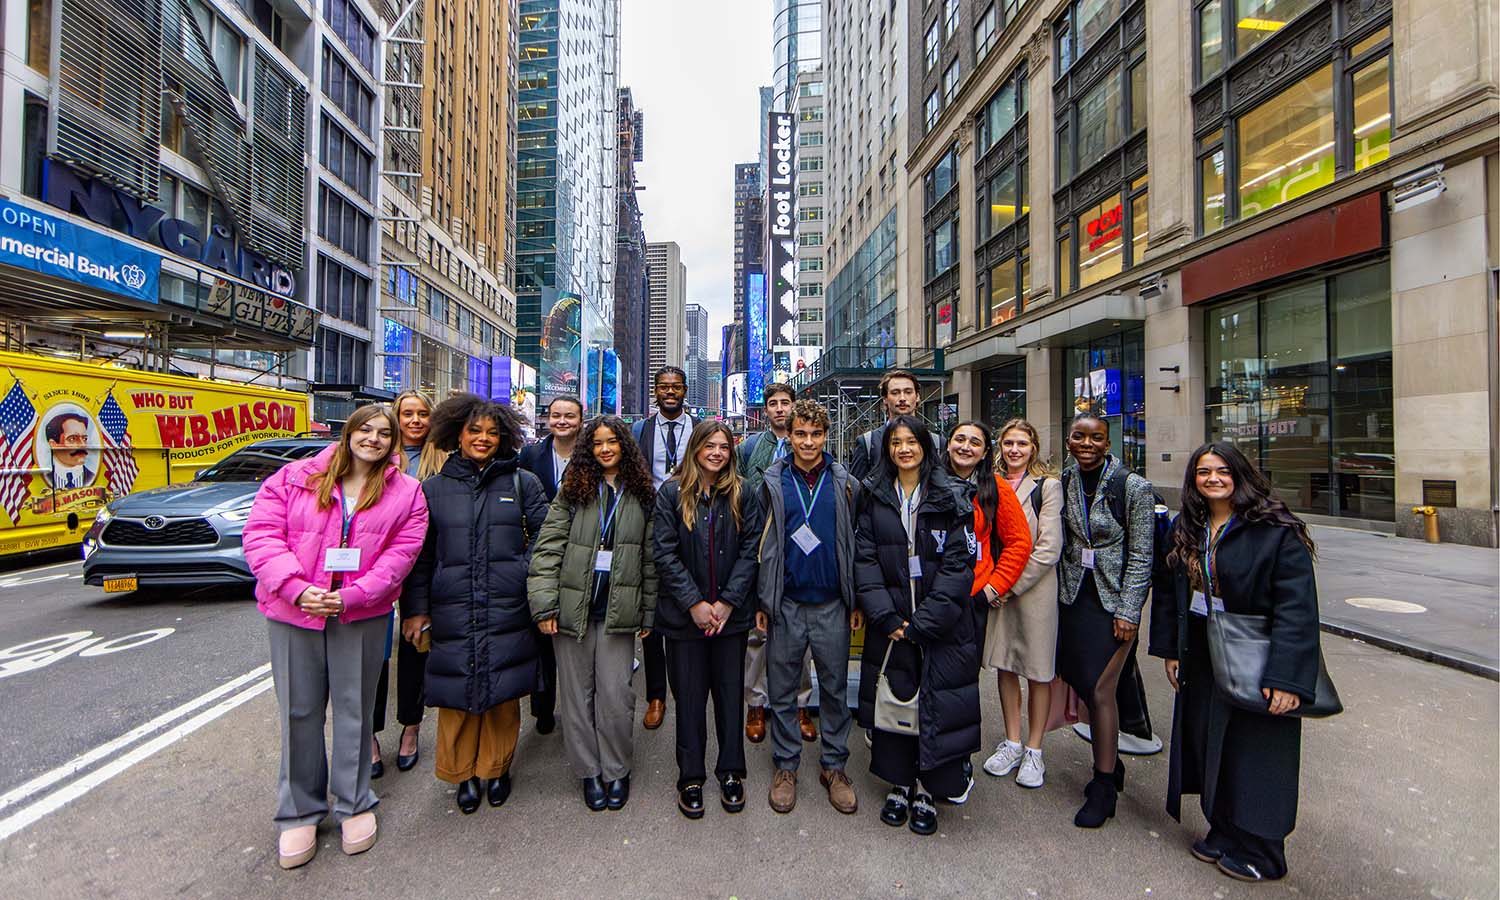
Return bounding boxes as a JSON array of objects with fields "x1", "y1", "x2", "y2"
[
  {"x1": 1180, "y1": 193, "x2": 1385, "y2": 305},
  {"x1": 1086, "y1": 204, "x2": 1124, "y2": 252}
]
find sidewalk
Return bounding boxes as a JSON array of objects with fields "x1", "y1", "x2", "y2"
[{"x1": 1311, "y1": 524, "x2": 1499, "y2": 679}]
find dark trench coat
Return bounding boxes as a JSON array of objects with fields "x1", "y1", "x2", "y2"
[{"x1": 1149, "y1": 517, "x2": 1322, "y2": 839}]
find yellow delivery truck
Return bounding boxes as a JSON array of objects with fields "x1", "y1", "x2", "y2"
[{"x1": 0, "y1": 352, "x2": 308, "y2": 555}]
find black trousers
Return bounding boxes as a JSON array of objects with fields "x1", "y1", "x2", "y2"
[
  {"x1": 530, "y1": 628, "x2": 557, "y2": 722},
  {"x1": 666, "y1": 632, "x2": 747, "y2": 789},
  {"x1": 1205, "y1": 816, "x2": 1289, "y2": 879},
  {"x1": 643, "y1": 630, "x2": 669, "y2": 702},
  {"x1": 374, "y1": 631, "x2": 428, "y2": 733}
]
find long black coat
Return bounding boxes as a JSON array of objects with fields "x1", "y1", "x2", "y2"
[
  {"x1": 651, "y1": 481, "x2": 763, "y2": 641},
  {"x1": 854, "y1": 468, "x2": 979, "y2": 771},
  {"x1": 403, "y1": 453, "x2": 549, "y2": 713},
  {"x1": 1148, "y1": 518, "x2": 1321, "y2": 840}
]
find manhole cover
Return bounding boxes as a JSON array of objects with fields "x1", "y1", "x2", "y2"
[{"x1": 1344, "y1": 597, "x2": 1427, "y2": 614}]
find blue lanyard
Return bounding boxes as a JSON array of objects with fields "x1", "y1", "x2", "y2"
[
  {"x1": 1203, "y1": 515, "x2": 1234, "y2": 599},
  {"x1": 794, "y1": 468, "x2": 828, "y2": 520},
  {"x1": 598, "y1": 484, "x2": 620, "y2": 546},
  {"x1": 338, "y1": 486, "x2": 356, "y2": 546},
  {"x1": 1081, "y1": 458, "x2": 1111, "y2": 547}
]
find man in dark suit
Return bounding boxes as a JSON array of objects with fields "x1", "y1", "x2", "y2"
[
  {"x1": 630, "y1": 365, "x2": 695, "y2": 730},
  {"x1": 517, "y1": 394, "x2": 584, "y2": 734},
  {"x1": 845, "y1": 370, "x2": 937, "y2": 482}
]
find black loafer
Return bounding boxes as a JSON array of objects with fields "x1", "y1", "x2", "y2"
[
  {"x1": 908, "y1": 792, "x2": 938, "y2": 835},
  {"x1": 678, "y1": 783, "x2": 705, "y2": 819},
  {"x1": 487, "y1": 773, "x2": 512, "y2": 807},
  {"x1": 582, "y1": 776, "x2": 608, "y2": 811},
  {"x1": 606, "y1": 775, "x2": 631, "y2": 811},
  {"x1": 1217, "y1": 855, "x2": 1270, "y2": 882},
  {"x1": 456, "y1": 776, "x2": 482, "y2": 814},
  {"x1": 1191, "y1": 838, "x2": 1224, "y2": 863},
  {"x1": 879, "y1": 787, "x2": 909, "y2": 827},
  {"x1": 719, "y1": 775, "x2": 745, "y2": 813}
]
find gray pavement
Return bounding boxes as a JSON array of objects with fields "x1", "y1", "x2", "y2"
[{"x1": 1310, "y1": 525, "x2": 1499, "y2": 678}]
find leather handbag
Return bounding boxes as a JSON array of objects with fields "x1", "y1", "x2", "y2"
[
  {"x1": 1206, "y1": 608, "x2": 1343, "y2": 718},
  {"x1": 873, "y1": 642, "x2": 920, "y2": 735}
]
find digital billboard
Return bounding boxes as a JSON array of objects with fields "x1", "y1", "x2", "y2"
[
  {"x1": 725, "y1": 373, "x2": 748, "y2": 418},
  {"x1": 539, "y1": 289, "x2": 582, "y2": 401},
  {"x1": 745, "y1": 269, "x2": 768, "y2": 406},
  {"x1": 765, "y1": 112, "x2": 798, "y2": 355}
]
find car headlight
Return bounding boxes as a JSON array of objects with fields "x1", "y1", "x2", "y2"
[
  {"x1": 221, "y1": 507, "x2": 253, "y2": 522},
  {"x1": 92, "y1": 506, "x2": 114, "y2": 527}
]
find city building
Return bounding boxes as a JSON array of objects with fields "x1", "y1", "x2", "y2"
[
  {"x1": 792, "y1": 67, "x2": 826, "y2": 352},
  {"x1": 376, "y1": 0, "x2": 519, "y2": 423},
  {"x1": 731, "y1": 161, "x2": 762, "y2": 373},
  {"x1": 772, "y1": 0, "x2": 822, "y2": 113},
  {"x1": 904, "y1": 0, "x2": 1498, "y2": 546},
  {"x1": 614, "y1": 86, "x2": 648, "y2": 416},
  {"x1": 516, "y1": 0, "x2": 620, "y2": 407},
  {"x1": 0, "y1": 0, "x2": 321, "y2": 389},
  {"x1": 685, "y1": 302, "x2": 709, "y2": 408},
  {"x1": 645, "y1": 241, "x2": 686, "y2": 378}
]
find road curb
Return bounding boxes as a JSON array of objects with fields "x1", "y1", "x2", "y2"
[{"x1": 1320, "y1": 620, "x2": 1499, "y2": 681}]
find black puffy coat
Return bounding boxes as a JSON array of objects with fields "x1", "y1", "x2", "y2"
[
  {"x1": 403, "y1": 453, "x2": 549, "y2": 713},
  {"x1": 855, "y1": 468, "x2": 979, "y2": 771},
  {"x1": 1149, "y1": 517, "x2": 1321, "y2": 840},
  {"x1": 651, "y1": 481, "x2": 763, "y2": 641}
]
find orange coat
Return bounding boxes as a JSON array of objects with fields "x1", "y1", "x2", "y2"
[{"x1": 970, "y1": 474, "x2": 1033, "y2": 597}]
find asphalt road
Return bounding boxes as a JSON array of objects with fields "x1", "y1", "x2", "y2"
[{"x1": 0, "y1": 549, "x2": 1494, "y2": 899}]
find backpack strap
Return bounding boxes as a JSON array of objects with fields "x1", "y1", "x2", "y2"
[
  {"x1": 1029, "y1": 476, "x2": 1045, "y2": 518},
  {"x1": 1106, "y1": 465, "x2": 1131, "y2": 528}
]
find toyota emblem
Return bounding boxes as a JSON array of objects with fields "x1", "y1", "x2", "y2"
[{"x1": 143, "y1": 516, "x2": 167, "y2": 531}]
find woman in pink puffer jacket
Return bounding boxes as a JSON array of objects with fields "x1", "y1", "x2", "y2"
[{"x1": 243, "y1": 403, "x2": 428, "y2": 871}]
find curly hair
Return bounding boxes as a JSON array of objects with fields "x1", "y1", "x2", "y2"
[
  {"x1": 788, "y1": 398, "x2": 830, "y2": 433},
  {"x1": 428, "y1": 393, "x2": 527, "y2": 459},
  {"x1": 1168, "y1": 441, "x2": 1316, "y2": 590},
  {"x1": 560, "y1": 416, "x2": 655, "y2": 509}
]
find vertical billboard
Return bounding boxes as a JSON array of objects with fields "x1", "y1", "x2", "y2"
[
  {"x1": 745, "y1": 269, "x2": 768, "y2": 405},
  {"x1": 765, "y1": 111, "x2": 798, "y2": 371},
  {"x1": 539, "y1": 289, "x2": 582, "y2": 401}
]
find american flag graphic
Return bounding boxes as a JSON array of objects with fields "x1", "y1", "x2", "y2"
[
  {"x1": 99, "y1": 390, "x2": 138, "y2": 497},
  {"x1": 0, "y1": 381, "x2": 37, "y2": 523}
]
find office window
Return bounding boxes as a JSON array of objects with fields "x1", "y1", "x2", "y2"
[
  {"x1": 315, "y1": 327, "x2": 370, "y2": 385},
  {"x1": 924, "y1": 21, "x2": 939, "y2": 70},
  {"x1": 320, "y1": 115, "x2": 373, "y2": 199},
  {"x1": 924, "y1": 88, "x2": 940, "y2": 131},
  {"x1": 318, "y1": 255, "x2": 371, "y2": 324},
  {"x1": 318, "y1": 183, "x2": 373, "y2": 261},
  {"x1": 924, "y1": 217, "x2": 958, "y2": 280},
  {"x1": 324, "y1": 0, "x2": 376, "y2": 72},
  {"x1": 188, "y1": 0, "x2": 245, "y2": 99},
  {"x1": 977, "y1": 66, "x2": 1026, "y2": 155},
  {"x1": 943, "y1": 60, "x2": 961, "y2": 104},
  {"x1": 1237, "y1": 67, "x2": 1334, "y2": 220},
  {"x1": 943, "y1": 0, "x2": 960, "y2": 38},
  {"x1": 923, "y1": 147, "x2": 957, "y2": 209},
  {"x1": 975, "y1": 5, "x2": 998, "y2": 60},
  {"x1": 322, "y1": 44, "x2": 374, "y2": 135}
]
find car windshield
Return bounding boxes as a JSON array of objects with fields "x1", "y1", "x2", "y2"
[{"x1": 194, "y1": 451, "x2": 298, "y2": 484}]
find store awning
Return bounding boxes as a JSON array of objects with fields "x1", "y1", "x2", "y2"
[{"x1": 1014, "y1": 293, "x2": 1145, "y2": 349}]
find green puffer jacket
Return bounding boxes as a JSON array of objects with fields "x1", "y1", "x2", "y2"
[{"x1": 526, "y1": 489, "x2": 657, "y2": 638}]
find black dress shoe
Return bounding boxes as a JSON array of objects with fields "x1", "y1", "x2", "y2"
[
  {"x1": 879, "y1": 787, "x2": 909, "y2": 827},
  {"x1": 1217, "y1": 855, "x2": 1272, "y2": 882},
  {"x1": 719, "y1": 775, "x2": 745, "y2": 813},
  {"x1": 370, "y1": 757, "x2": 384, "y2": 780},
  {"x1": 582, "y1": 776, "x2": 608, "y2": 811},
  {"x1": 1191, "y1": 838, "x2": 1224, "y2": 863},
  {"x1": 487, "y1": 773, "x2": 512, "y2": 807},
  {"x1": 396, "y1": 747, "x2": 419, "y2": 772},
  {"x1": 456, "y1": 776, "x2": 482, "y2": 814},
  {"x1": 678, "y1": 783, "x2": 705, "y2": 819},
  {"x1": 908, "y1": 792, "x2": 938, "y2": 835},
  {"x1": 534, "y1": 713, "x2": 556, "y2": 735},
  {"x1": 606, "y1": 775, "x2": 631, "y2": 810}
]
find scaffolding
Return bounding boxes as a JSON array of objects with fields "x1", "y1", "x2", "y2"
[{"x1": 788, "y1": 345, "x2": 948, "y2": 461}]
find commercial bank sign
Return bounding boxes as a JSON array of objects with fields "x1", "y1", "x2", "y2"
[
  {"x1": 0, "y1": 197, "x2": 159, "y2": 303},
  {"x1": 43, "y1": 160, "x2": 297, "y2": 296}
]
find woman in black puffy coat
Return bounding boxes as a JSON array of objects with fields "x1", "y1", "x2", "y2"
[
  {"x1": 855, "y1": 415, "x2": 978, "y2": 837},
  {"x1": 401, "y1": 394, "x2": 548, "y2": 815}
]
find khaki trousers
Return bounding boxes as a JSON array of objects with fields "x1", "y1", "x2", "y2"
[{"x1": 434, "y1": 701, "x2": 520, "y2": 783}]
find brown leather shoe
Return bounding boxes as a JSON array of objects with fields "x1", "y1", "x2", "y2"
[
  {"x1": 746, "y1": 706, "x2": 767, "y2": 743},
  {"x1": 799, "y1": 708, "x2": 819, "y2": 743},
  {"x1": 768, "y1": 769, "x2": 797, "y2": 813},
  {"x1": 643, "y1": 698, "x2": 666, "y2": 730},
  {"x1": 820, "y1": 768, "x2": 858, "y2": 814}
]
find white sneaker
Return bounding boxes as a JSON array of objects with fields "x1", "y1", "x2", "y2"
[
  {"x1": 1016, "y1": 748, "x2": 1045, "y2": 788},
  {"x1": 982, "y1": 740, "x2": 1024, "y2": 777}
]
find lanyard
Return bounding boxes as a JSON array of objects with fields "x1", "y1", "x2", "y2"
[
  {"x1": 1081, "y1": 458, "x2": 1111, "y2": 547},
  {"x1": 896, "y1": 481, "x2": 920, "y2": 554},
  {"x1": 1203, "y1": 515, "x2": 1234, "y2": 599},
  {"x1": 338, "y1": 485, "x2": 356, "y2": 547},
  {"x1": 793, "y1": 468, "x2": 829, "y2": 520},
  {"x1": 598, "y1": 484, "x2": 620, "y2": 547}
]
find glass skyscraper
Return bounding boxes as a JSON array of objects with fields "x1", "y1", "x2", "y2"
[{"x1": 772, "y1": 0, "x2": 822, "y2": 112}]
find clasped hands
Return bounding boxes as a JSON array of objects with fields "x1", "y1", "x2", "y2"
[{"x1": 296, "y1": 586, "x2": 344, "y2": 618}]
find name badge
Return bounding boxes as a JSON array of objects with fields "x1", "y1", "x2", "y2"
[
  {"x1": 324, "y1": 547, "x2": 362, "y2": 572},
  {"x1": 1190, "y1": 591, "x2": 1224, "y2": 616},
  {"x1": 908, "y1": 555, "x2": 923, "y2": 579},
  {"x1": 790, "y1": 523, "x2": 822, "y2": 556},
  {"x1": 594, "y1": 549, "x2": 613, "y2": 572},
  {"x1": 1081, "y1": 547, "x2": 1096, "y2": 570}
]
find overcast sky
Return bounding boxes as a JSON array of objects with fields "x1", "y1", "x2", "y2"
[{"x1": 620, "y1": 0, "x2": 772, "y2": 357}]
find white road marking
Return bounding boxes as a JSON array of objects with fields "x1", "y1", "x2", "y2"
[
  {"x1": 0, "y1": 559, "x2": 82, "y2": 577},
  {"x1": 0, "y1": 663, "x2": 270, "y2": 816},
  {"x1": 0, "y1": 574, "x2": 73, "y2": 589},
  {"x1": 0, "y1": 675, "x2": 273, "y2": 843},
  {"x1": 1344, "y1": 597, "x2": 1427, "y2": 614}
]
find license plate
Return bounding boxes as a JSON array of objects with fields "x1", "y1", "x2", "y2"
[{"x1": 102, "y1": 576, "x2": 138, "y2": 593}]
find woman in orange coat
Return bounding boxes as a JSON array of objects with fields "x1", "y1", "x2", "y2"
[{"x1": 944, "y1": 422, "x2": 1032, "y2": 740}]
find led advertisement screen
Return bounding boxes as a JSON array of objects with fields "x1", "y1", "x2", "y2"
[
  {"x1": 745, "y1": 269, "x2": 768, "y2": 406},
  {"x1": 539, "y1": 289, "x2": 582, "y2": 401},
  {"x1": 765, "y1": 111, "x2": 798, "y2": 358}
]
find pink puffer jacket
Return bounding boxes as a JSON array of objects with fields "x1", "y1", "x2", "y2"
[{"x1": 243, "y1": 444, "x2": 429, "y2": 630}]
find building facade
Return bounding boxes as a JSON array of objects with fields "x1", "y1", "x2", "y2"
[
  {"x1": 904, "y1": 0, "x2": 1498, "y2": 546},
  {"x1": 685, "y1": 302, "x2": 709, "y2": 408},
  {"x1": 645, "y1": 240, "x2": 685, "y2": 378},
  {"x1": 732, "y1": 160, "x2": 762, "y2": 374},
  {"x1": 615, "y1": 87, "x2": 648, "y2": 416},
  {"x1": 792, "y1": 68, "x2": 827, "y2": 352},
  {"x1": 773, "y1": 0, "x2": 822, "y2": 113}
]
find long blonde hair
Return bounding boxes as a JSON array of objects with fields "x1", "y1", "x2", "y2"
[
  {"x1": 676, "y1": 421, "x2": 743, "y2": 531},
  {"x1": 308, "y1": 404, "x2": 401, "y2": 511},
  {"x1": 393, "y1": 389, "x2": 446, "y2": 479},
  {"x1": 997, "y1": 418, "x2": 1058, "y2": 479}
]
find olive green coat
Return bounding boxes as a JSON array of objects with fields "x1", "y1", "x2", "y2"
[{"x1": 526, "y1": 489, "x2": 657, "y2": 639}]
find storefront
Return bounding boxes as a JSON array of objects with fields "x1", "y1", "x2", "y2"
[
  {"x1": 979, "y1": 360, "x2": 1027, "y2": 429},
  {"x1": 1059, "y1": 327, "x2": 1146, "y2": 475}
]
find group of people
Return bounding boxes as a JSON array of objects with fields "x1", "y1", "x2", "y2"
[{"x1": 243, "y1": 365, "x2": 1327, "y2": 886}]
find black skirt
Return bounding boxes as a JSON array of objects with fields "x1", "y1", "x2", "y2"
[{"x1": 1056, "y1": 573, "x2": 1125, "y2": 699}]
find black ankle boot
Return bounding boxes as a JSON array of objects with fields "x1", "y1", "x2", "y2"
[
  {"x1": 1073, "y1": 772, "x2": 1117, "y2": 828},
  {"x1": 1113, "y1": 756, "x2": 1125, "y2": 792},
  {"x1": 456, "y1": 776, "x2": 482, "y2": 814}
]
